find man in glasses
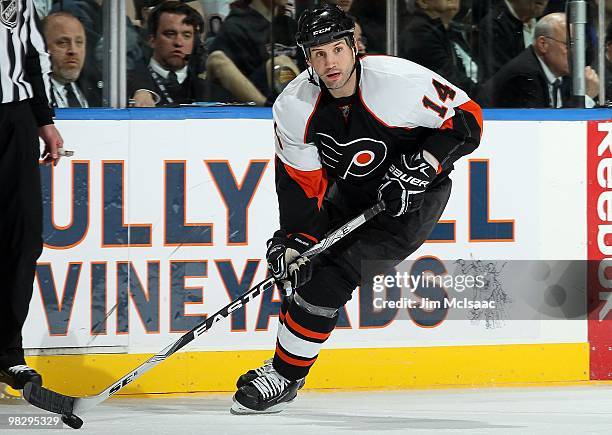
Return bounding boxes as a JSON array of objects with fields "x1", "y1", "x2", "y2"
[{"x1": 478, "y1": 12, "x2": 600, "y2": 108}]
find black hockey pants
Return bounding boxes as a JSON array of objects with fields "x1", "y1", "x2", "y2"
[{"x1": 273, "y1": 177, "x2": 452, "y2": 380}]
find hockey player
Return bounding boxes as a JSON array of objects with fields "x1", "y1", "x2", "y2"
[{"x1": 231, "y1": 4, "x2": 482, "y2": 414}]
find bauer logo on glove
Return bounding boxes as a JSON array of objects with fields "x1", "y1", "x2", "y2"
[
  {"x1": 378, "y1": 151, "x2": 439, "y2": 217},
  {"x1": 388, "y1": 163, "x2": 431, "y2": 188}
]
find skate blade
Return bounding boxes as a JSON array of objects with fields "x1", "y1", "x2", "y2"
[
  {"x1": 0, "y1": 384, "x2": 21, "y2": 400},
  {"x1": 230, "y1": 399, "x2": 291, "y2": 415}
]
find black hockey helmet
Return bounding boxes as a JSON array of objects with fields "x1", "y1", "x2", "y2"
[{"x1": 296, "y1": 4, "x2": 355, "y2": 58}]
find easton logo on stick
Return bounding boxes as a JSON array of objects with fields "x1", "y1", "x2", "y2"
[{"x1": 193, "y1": 279, "x2": 273, "y2": 337}]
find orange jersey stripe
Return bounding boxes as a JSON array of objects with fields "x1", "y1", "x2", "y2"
[
  {"x1": 275, "y1": 344, "x2": 317, "y2": 367},
  {"x1": 440, "y1": 116, "x2": 453, "y2": 130},
  {"x1": 458, "y1": 99, "x2": 483, "y2": 137},
  {"x1": 285, "y1": 311, "x2": 332, "y2": 341},
  {"x1": 282, "y1": 162, "x2": 328, "y2": 210}
]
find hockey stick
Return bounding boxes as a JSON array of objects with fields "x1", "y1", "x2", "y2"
[{"x1": 23, "y1": 201, "x2": 385, "y2": 427}]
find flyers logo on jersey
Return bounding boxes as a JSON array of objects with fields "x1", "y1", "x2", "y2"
[
  {"x1": 317, "y1": 133, "x2": 387, "y2": 180},
  {"x1": 0, "y1": 0, "x2": 17, "y2": 29}
]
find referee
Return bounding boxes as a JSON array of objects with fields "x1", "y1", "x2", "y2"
[{"x1": 0, "y1": 0, "x2": 64, "y2": 389}]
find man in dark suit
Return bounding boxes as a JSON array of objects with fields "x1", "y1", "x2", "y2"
[
  {"x1": 478, "y1": 12, "x2": 599, "y2": 108},
  {"x1": 43, "y1": 12, "x2": 101, "y2": 107},
  {"x1": 205, "y1": 0, "x2": 301, "y2": 106},
  {"x1": 399, "y1": 0, "x2": 479, "y2": 98},
  {"x1": 129, "y1": 1, "x2": 229, "y2": 106},
  {"x1": 477, "y1": 0, "x2": 549, "y2": 81}
]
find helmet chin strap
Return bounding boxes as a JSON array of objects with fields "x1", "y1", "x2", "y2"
[
  {"x1": 306, "y1": 65, "x2": 319, "y2": 86},
  {"x1": 344, "y1": 45, "x2": 358, "y2": 88}
]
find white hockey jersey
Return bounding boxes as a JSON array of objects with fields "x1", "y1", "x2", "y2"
[{"x1": 272, "y1": 55, "x2": 483, "y2": 241}]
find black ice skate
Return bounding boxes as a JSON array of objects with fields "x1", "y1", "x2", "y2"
[
  {"x1": 231, "y1": 368, "x2": 301, "y2": 414},
  {"x1": 0, "y1": 365, "x2": 42, "y2": 390},
  {"x1": 236, "y1": 357, "x2": 273, "y2": 388},
  {"x1": 236, "y1": 358, "x2": 305, "y2": 390}
]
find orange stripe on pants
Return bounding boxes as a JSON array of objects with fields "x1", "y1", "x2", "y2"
[
  {"x1": 275, "y1": 344, "x2": 317, "y2": 367},
  {"x1": 285, "y1": 311, "x2": 332, "y2": 341}
]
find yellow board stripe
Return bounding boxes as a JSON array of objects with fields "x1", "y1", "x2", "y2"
[{"x1": 19, "y1": 343, "x2": 589, "y2": 396}]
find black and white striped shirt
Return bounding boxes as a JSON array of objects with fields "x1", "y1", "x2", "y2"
[{"x1": 0, "y1": 0, "x2": 54, "y2": 125}]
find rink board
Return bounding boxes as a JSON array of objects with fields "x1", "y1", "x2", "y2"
[
  {"x1": 18, "y1": 108, "x2": 612, "y2": 393},
  {"x1": 23, "y1": 343, "x2": 588, "y2": 396}
]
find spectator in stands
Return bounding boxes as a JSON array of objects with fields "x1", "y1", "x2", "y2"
[
  {"x1": 52, "y1": 0, "x2": 146, "y2": 72},
  {"x1": 129, "y1": 1, "x2": 230, "y2": 106},
  {"x1": 348, "y1": 0, "x2": 412, "y2": 54},
  {"x1": 189, "y1": 0, "x2": 229, "y2": 41},
  {"x1": 133, "y1": 0, "x2": 207, "y2": 62},
  {"x1": 471, "y1": 0, "x2": 501, "y2": 25},
  {"x1": 399, "y1": 0, "x2": 479, "y2": 97},
  {"x1": 451, "y1": 0, "x2": 476, "y2": 23},
  {"x1": 207, "y1": 14, "x2": 224, "y2": 40},
  {"x1": 543, "y1": 0, "x2": 607, "y2": 67},
  {"x1": 354, "y1": 17, "x2": 367, "y2": 54},
  {"x1": 51, "y1": 0, "x2": 103, "y2": 69},
  {"x1": 448, "y1": 9, "x2": 479, "y2": 84},
  {"x1": 205, "y1": 0, "x2": 301, "y2": 105},
  {"x1": 478, "y1": 0, "x2": 549, "y2": 81},
  {"x1": 43, "y1": 12, "x2": 101, "y2": 107},
  {"x1": 478, "y1": 13, "x2": 600, "y2": 108},
  {"x1": 133, "y1": 0, "x2": 166, "y2": 61}
]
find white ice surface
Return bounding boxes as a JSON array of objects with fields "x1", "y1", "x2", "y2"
[{"x1": 1, "y1": 385, "x2": 612, "y2": 434}]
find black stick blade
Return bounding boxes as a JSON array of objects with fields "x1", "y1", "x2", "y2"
[{"x1": 23, "y1": 382, "x2": 75, "y2": 415}]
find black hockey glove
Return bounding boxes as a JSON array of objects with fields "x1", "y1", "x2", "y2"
[
  {"x1": 377, "y1": 151, "x2": 439, "y2": 217},
  {"x1": 266, "y1": 230, "x2": 314, "y2": 296}
]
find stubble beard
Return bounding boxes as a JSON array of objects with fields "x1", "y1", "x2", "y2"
[
  {"x1": 55, "y1": 65, "x2": 80, "y2": 83},
  {"x1": 324, "y1": 73, "x2": 349, "y2": 90}
]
